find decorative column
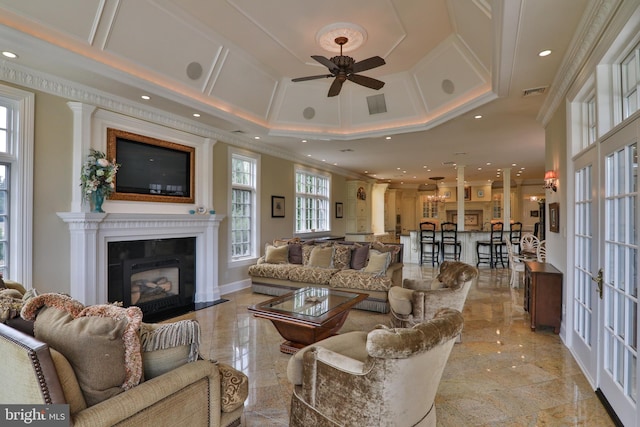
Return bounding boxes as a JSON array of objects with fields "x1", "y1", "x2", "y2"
[
  {"x1": 372, "y1": 183, "x2": 389, "y2": 235},
  {"x1": 457, "y1": 165, "x2": 465, "y2": 231},
  {"x1": 67, "y1": 102, "x2": 96, "y2": 212},
  {"x1": 503, "y1": 167, "x2": 511, "y2": 228}
]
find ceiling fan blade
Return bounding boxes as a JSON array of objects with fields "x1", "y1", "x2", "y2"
[
  {"x1": 311, "y1": 55, "x2": 339, "y2": 72},
  {"x1": 292, "y1": 74, "x2": 332, "y2": 82},
  {"x1": 327, "y1": 78, "x2": 344, "y2": 97},
  {"x1": 352, "y1": 56, "x2": 385, "y2": 74},
  {"x1": 347, "y1": 74, "x2": 385, "y2": 90}
]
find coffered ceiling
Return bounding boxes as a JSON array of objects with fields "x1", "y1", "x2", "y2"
[{"x1": 0, "y1": 0, "x2": 590, "y2": 186}]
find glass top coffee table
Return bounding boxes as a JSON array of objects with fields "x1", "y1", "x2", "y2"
[{"x1": 248, "y1": 287, "x2": 368, "y2": 354}]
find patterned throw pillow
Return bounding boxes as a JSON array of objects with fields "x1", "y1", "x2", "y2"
[
  {"x1": 332, "y1": 244, "x2": 352, "y2": 270},
  {"x1": 21, "y1": 293, "x2": 143, "y2": 407},
  {"x1": 288, "y1": 243, "x2": 303, "y2": 264},
  {"x1": 370, "y1": 241, "x2": 401, "y2": 263}
]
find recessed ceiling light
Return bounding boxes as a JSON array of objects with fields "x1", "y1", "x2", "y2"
[
  {"x1": 192, "y1": 113, "x2": 200, "y2": 117},
  {"x1": 478, "y1": 167, "x2": 482, "y2": 170},
  {"x1": 474, "y1": 115, "x2": 482, "y2": 119},
  {"x1": 302, "y1": 139, "x2": 307, "y2": 143},
  {"x1": 512, "y1": 163, "x2": 517, "y2": 166},
  {"x1": 364, "y1": 170, "x2": 368, "y2": 173},
  {"x1": 397, "y1": 167, "x2": 401, "y2": 170},
  {"x1": 539, "y1": 49, "x2": 552, "y2": 57},
  {"x1": 1, "y1": 51, "x2": 18, "y2": 59},
  {"x1": 385, "y1": 136, "x2": 391, "y2": 140},
  {"x1": 141, "y1": 95, "x2": 151, "y2": 100},
  {"x1": 307, "y1": 154, "x2": 312, "y2": 157},
  {"x1": 254, "y1": 136, "x2": 260, "y2": 140}
]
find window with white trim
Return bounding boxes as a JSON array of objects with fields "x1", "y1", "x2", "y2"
[
  {"x1": 230, "y1": 151, "x2": 259, "y2": 261},
  {"x1": 295, "y1": 168, "x2": 330, "y2": 233},
  {"x1": 586, "y1": 95, "x2": 597, "y2": 146},
  {"x1": 0, "y1": 85, "x2": 34, "y2": 284},
  {"x1": 621, "y1": 43, "x2": 640, "y2": 120}
]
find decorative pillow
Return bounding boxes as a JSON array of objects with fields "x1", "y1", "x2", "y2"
[
  {"x1": 218, "y1": 362, "x2": 249, "y2": 413},
  {"x1": 350, "y1": 244, "x2": 370, "y2": 270},
  {"x1": 273, "y1": 237, "x2": 301, "y2": 247},
  {"x1": 21, "y1": 293, "x2": 143, "y2": 407},
  {"x1": 264, "y1": 244, "x2": 289, "y2": 264},
  {"x1": 370, "y1": 241, "x2": 401, "y2": 263},
  {"x1": 308, "y1": 246, "x2": 334, "y2": 268},
  {"x1": 332, "y1": 244, "x2": 352, "y2": 270},
  {"x1": 363, "y1": 249, "x2": 391, "y2": 276},
  {"x1": 139, "y1": 319, "x2": 200, "y2": 380},
  {"x1": 288, "y1": 242, "x2": 303, "y2": 264},
  {"x1": 436, "y1": 261, "x2": 478, "y2": 290},
  {"x1": 302, "y1": 244, "x2": 315, "y2": 265}
]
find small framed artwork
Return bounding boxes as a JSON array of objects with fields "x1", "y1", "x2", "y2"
[
  {"x1": 464, "y1": 186, "x2": 471, "y2": 201},
  {"x1": 271, "y1": 196, "x2": 285, "y2": 218},
  {"x1": 530, "y1": 210, "x2": 539, "y2": 217},
  {"x1": 335, "y1": 202, "x2": 343, "y2": 218},
  {"x1": 444, "y1": 191, "x2": 451, "y2": 199},
  {"x1": 549, "y1": 202, "x2": 560, "y2": 233},
  {"x1": 477, "y1": 189, "x2": 484, "y2": 198}
]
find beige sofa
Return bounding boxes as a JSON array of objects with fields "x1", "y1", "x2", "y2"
[
  {"x1": 249, "y1": 240, "x2": 404, "y2": 313},
  {"x1": 0, "y1": 291, "x2": 248, "y2": 427}
]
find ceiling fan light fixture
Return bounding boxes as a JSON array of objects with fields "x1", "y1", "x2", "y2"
[{"x1": 316, "y1": 22, "x2": 367, "y2": 53}]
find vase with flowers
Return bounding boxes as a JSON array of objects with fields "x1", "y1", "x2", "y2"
[{"x1": 80, "y1": 149, "x2": 120, "y2": 213}]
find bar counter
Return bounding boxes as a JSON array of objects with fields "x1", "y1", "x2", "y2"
[{"x1": 401, "y1": 230, "x2": 495, "y2": 265}]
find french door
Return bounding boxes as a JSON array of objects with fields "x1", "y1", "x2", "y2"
[
  {"x1": 571, "y1": 149, "x2": 599, "y2": 382},
  {"x1": 598, "y1": 131, "x2": 638, "y2": 427}
]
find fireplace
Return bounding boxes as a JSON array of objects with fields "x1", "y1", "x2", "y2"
[
  {"x1": 108, "y1": 237, "x2": 196, "y2": 321},
  {"x1": 57, "y1": 213, "x2": 224, "y2": 309}
]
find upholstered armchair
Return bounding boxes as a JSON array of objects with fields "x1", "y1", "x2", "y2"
[
  {"x1": 287, "y1": 308, "x2": 464, "y2": 427},
  {"x1": 388, "y1": 261, "x2": 478, "y2": 328}
]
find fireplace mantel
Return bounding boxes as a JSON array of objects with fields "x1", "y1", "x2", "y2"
[{"x1": 57, "y1": 212, "x2": 225, "y2": 306}]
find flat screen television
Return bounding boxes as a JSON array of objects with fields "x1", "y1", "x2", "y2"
[{"x1": 107, "y1": 128, "x2": 195, "y2": 203}]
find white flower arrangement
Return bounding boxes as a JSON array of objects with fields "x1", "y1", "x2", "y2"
[{"x1": 80, "y1": 149, "x2": 120, "y2": 200}]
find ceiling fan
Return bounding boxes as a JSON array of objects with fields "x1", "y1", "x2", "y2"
[{"x1": 292, "y1": 36, "x2": 386, "y2": 97}]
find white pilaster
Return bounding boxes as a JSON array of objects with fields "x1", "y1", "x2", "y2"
[
  {"x1": 457, "y1": 166, "x2": 465, "y2": 231},
  {"x1": 67, "y1": 102, "x2": 97, "y2": 212}
]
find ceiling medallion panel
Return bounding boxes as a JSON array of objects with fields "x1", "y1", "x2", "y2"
[{"x1": 316, "y1": 22, "x2": 367, "y2": 53}]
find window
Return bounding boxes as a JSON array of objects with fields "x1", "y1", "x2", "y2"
[
  {"x1": 587, "y1": 95, "x2": 597, "y2": 146},
  {"x1": 621, "y1": 43, "x2": 640, "y2": 119},
  {"x1": 0, "y1": 85, "x2": 34, "y2": 285},
  {"x1": 230, "y1": 150, "x2": 259, "y2": 261},
  {"x1": 295, "y1": 168, "x2": 330, "y2": 233}
]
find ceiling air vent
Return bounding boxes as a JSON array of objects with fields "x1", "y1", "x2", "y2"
[
  {"x1": 522, "y1": 86, "x2": 548, "y2": 97},
  {"x1": 367, "y1": 94, "x2": 387, "y2": 115}
]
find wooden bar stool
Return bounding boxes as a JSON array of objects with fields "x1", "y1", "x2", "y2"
[
  {"x1": 419, "y1": 222, "x2": 440, "y2": 266},
  {"x1": 476, "y1": 222, "x2": 505, "y2": 268},
  {"x1": 440, "y1": 222, "x2": 461, "y2": 261}
]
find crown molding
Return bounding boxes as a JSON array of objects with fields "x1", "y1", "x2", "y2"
[{"x1": 537, "y1": 0, "x2": 621, "y2": 125}]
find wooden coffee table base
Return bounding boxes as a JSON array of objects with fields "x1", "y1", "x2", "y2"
[{"x1": 268, "y1": 310, "x2": 351, "y2": 354}]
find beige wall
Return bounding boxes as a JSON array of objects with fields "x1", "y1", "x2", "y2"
[{"x1": 543, "y1": 102, "x2": 567, "y2": 274}]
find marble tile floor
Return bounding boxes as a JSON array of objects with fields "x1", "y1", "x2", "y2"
[{"x1": 169, "y1": 264, "x2": 615, "y2": 426}]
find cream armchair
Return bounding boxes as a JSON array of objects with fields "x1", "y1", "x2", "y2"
[
  {"x1": 388, "y1": 261, "x2": 478, "y2": 328},
  {"x1": 287, "y1": 308, "x2": 463, "y2": 427}
]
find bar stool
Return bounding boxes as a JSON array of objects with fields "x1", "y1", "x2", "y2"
[
  {"x1": 440, "y1": 222, "x2": 461, "y2": 261},
  {"x1": 419, "y1": 222, "x2": 440, "y2": 266},
  {"x1": 510, "y1": 222, "x2": 523, "y2": 255},
  {"x1": 476, "y1": 222, "x2": 505, "y2": 268}
]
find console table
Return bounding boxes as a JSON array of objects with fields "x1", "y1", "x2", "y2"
[{"x1": 524, "y1": 261, "x2": 563, "y2": 333}]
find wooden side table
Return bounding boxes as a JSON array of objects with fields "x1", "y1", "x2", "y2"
[{"x1": 524, "y1": 261, "x2": 563, "y2": 333}]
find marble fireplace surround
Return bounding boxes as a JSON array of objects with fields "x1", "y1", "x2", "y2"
[{"x1": 57, "y1": 212, "x2": 224, "y2": 306}]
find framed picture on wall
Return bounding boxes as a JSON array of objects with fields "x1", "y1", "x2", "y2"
[
  {"x1": 271, "y1": 196, "x2": 285, "y2": 218},
  {"x1": 464, "y1": 186, "x2": 471, "y2": 201},
  {"x1": 549, "y1": 203, "x2": 559, "y2": 233},
  {"x1": 335, "y1": 202, "x2": 343, "y2": 218},
  {"x1": 477, "y1": 190, "x2": 484, "y2": 198}
]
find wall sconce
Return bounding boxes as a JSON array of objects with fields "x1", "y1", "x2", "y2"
[{"x1": 544, "y1": 170, "x2": 558, "y2": 192}]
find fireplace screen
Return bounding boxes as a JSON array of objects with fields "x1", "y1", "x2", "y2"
[{"x1": 130, "y1": 266, "x2": 179, "y2": 305}]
